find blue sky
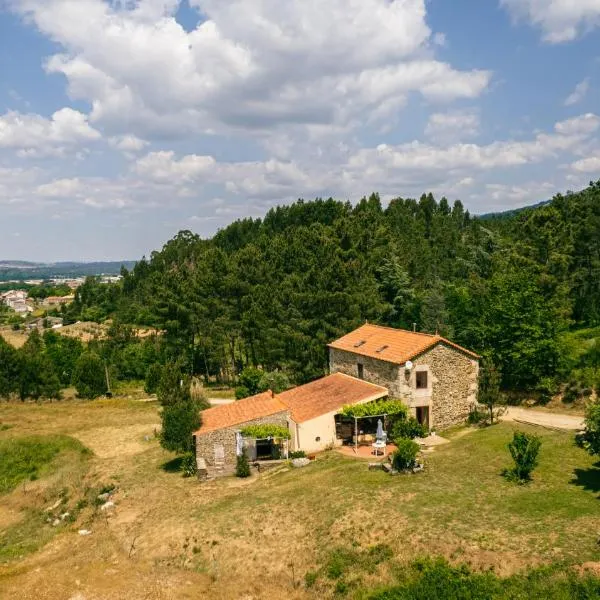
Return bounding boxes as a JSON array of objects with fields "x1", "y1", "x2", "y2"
[{"x1": 1, "y1": 0, "x2": 599, "y2": 262}]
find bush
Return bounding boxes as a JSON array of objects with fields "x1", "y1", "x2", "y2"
[
  {"x1": 367, "y1": 558, "x2": 600, "y2": 599},
  {"x1": 72, "y1": 351, "x2": 107, "y2": 399},
  {"x1": 467, "y1": 405, "x2": 487, "y2": 425},
  {"x1": 236, "y1": 448, "x2": 251, "y2": 478},
  {"x1": 181, "y1": 452, "x2": 197, "y2": 478},
  {"x1": 505, "y1": 431, "x2": 541, "y2": 483},
  {"x1": 237, "y1": 367, "x2": 264, "y2": 396},
  {"x1": 235, "y1": 385, "x2": 250, "y2": 400},
  {"x1": 144, "y1": 363, "x2": 162, "y2": 395},
  {"x1": 536, "y1": 377, "x2": 558, "y2": 405},
  {"x1": 577, "y1": 399, "x2": 600, "y2": 456},
  {"x1": 289, "y1": 450, "x2": 306, "y2": 459},
  {"x1": 160, "y1": 399, "x2": 201, "y2": 454},
  {"x1": 390, "y1": 417, "x2": 427, "y2": 441},
  {"x1": 391, "y1": 438, "x2": 419, "y2": 471}
]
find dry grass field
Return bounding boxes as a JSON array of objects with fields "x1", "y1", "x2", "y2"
[{"x1": 1, "y1": 399, "x2": 599, "y2": 599}]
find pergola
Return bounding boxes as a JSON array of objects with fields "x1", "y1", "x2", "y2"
[{"x1": 340, "y1": 398, "x2": 407, "y2": 454}]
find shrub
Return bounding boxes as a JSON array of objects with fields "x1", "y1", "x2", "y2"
[
  {"x1": 390, "y1": 417, "x2": 427, "y2": 441},
  {"x1": 160, "y1": 398, "x2": 202, "y2": 454},
  {"x1": 391, "y1": 438, "x2": 419, "y2": 471},
  {"x1": 577, "y1": 399, "x2": 600, "y2": 456},
  {"x1": 235, "y1": 385, "x2": 250, "y2": 400},
  {"x1": 72, "y1": 351, "x2": 107, "y2": 399},
  {"x1": 181, "y1": 452, "x2": 197, "y2": 478},
  {"x1": 237, "y1": 367, "x2": 264, "y2": 396},
  {"x1": 236, "y1": 448, "x2": 251, "y2": 478},
  {"x1": 258, "y1": 371, "x2": 291, "y2": 394},
  {"x1": 467, "y1": 405, "x2": 487, "y2": 425},
  {"x1": 536, "y1": 377, "x2": 558, "y2": 405},
  {"x1": 304, "y1": 571, "x2": 318, "y2": 588},
  {"x1": 289, "y1": 450, "x2": 306, "y2": 459},
  {"x1": 505, "y1": 431, "x2": 541, "y2": 483},
  {"x1": 144, "y1": 363, "x2": 163, "y2": 395}
]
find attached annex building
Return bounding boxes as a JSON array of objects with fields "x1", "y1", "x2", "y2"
[{"x1": 193, "y1": 324, "x2": 479, "y2": 473}]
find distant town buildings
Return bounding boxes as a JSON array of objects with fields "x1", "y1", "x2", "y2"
[{"x1": 0, "y1": 290, "x2": 33, "y2": 315}]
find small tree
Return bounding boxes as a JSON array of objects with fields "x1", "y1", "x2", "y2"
[
  {"x1": 479, "y1": 357, "x2": 503, "y2": 424},
  {"x1": 392, "y1": 438, "x2": 420, "y2": 471},
  {"x1": 0, "y1": 337, "x2": 20, "y2": 398},
  {"x1": 72, "y1": 351, "x2": 107, "y2": 399},
  {"x1": 577, "y1": 399, "x2": 600, "y2": 456},
  {"x1": 390, "y1": 416, "x2": 427, "y2": 441},
  {"x1": 236, "y1": 448, "x2": 251, "y2": 478},
  {"x1": 258, "y1": 371, "x2": 291, "y2": 394},
  {"x1": 18, "y1": 330, "x2": 61, "y2": 400},
  {"x1": 157, "y1": 362, "x2": 190, "y2": 406},
  {"x1": 160, "y1": 398, "x2": 201, "y2": 454},
  {"x1": 505, "y1": 431, "x2": 541, "y2": 483},
  {"x1": 144, "y1": 363, "x2": 163, "y2": 395},
  {"x1": 237, "y1": 367, "x2": 264, "y2": 396}
]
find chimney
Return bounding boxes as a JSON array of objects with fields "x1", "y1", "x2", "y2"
[
  {"x1": 412, "y1": 323, "x2": 417, "y2": 332},
  {"x1": 270, "y1": 389, "x2": 275, "y2": 398}
]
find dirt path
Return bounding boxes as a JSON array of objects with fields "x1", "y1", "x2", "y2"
[{"x1": 502, "y1": 407, "x2": 584, "y2": 431}]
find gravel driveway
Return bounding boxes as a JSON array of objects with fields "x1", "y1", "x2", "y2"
[{"x1": 502, "y1": 407, "x2": 584, "y2": 431}]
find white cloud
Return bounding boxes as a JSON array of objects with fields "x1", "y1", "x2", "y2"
[
  {"x1": 425, "y1": 109, "x2": 480, "y2": 144},
  {"x1": 349, "y1": 115, "x2": 596, "y2": 175},
  {"x1": 108, "y1": 135, "x2": 149, "y2": 154},
  {"x1": 134, "y1": 151, "x2": 216, "y2": 183},
  {"x1": 554, "y1": 112, "x2": 600, "y2": 135},
  {"x1": 11, "y1": 0, "x2": 491, "y2": 139},
  {"x1": 571, "y1": 155, "x2": 600, "y2": 172},
  {"x1": 0, "y1": 108, "x2": 101, "y2": 157},
  {"x1": 565, "y1": 77, "x2": 591, "y2": 106},
  {"x1": 36, "y1": 178, "x2": 83, "y2": 197},
  {"x1": 501, "y1": 0, "x2": 600, "y2": 43}
]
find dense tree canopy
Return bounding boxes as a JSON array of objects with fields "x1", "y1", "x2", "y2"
[{"x1": 56, "y1": 181, "x2": 600, "y2": 394}]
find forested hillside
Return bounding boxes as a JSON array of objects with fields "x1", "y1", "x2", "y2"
[{"x1": 65, "y1": 181, "x2": 600, "y2": 396}]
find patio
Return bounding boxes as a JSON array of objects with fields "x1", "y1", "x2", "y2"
[{"x1": 337, "y1": 442, "x2": 398, "y2": 460}]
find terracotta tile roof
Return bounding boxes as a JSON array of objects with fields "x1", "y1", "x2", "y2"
[
  {"x1": 278, "y1": 373, "x2": 388, "y2": 424},
  {"x1": 194, "y1": 392, "x2": 288, "y2": 435},
  {"x1": 328, "y1": 323, "x2": 479, "y2": 364}
]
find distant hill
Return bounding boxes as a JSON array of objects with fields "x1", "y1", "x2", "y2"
[
  {"x1": 477, "y1": 199, "x2": 551, "y2": 221},
  {"x1": 0, "y1": 260, "x2": 136, "y2": 282}
]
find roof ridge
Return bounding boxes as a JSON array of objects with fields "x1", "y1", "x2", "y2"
[{"x1": 358, "y1": 322, "x2": 438, "y2": 339}]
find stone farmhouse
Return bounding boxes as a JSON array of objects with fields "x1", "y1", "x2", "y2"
[
  {"x1": 193, "y1": 324, "x2": 479, "y2": 475},
  {"x1": 328, "y1": 323, "x2": 480, "y2": 431}
]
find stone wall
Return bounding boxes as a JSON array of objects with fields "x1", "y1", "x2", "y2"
[
  {"x1": 329, "y1": 343, "x2": 478, "y2": 430},
  {"x1": 413, "y1": 344, "x2": 479, "y2": 430},
  {"x1": 329, "y1": 348, "x2": 403, "y2": 396},
  {"x1": 194, "y1": 411, "x2": 289, "y2": 474}
]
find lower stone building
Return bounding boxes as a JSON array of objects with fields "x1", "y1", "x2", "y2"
[
  {"x1": 328, "y1": 323, "x2": 479, "y2": 431},
  {"x1": 193, "y1": 373, "x2": 388, "y2": 475}
]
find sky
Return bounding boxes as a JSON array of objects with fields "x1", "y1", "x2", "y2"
[{"x1": 1, "y1": 0, "x2": 600, "y2": 262}]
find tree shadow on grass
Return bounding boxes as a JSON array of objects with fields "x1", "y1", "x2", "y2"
[
  {"x1": 571, "y1": 462, "x2": 600, "y2": 498},
  {"x1": 161, "y1": 456, "x2": 183, "y2": 473}
]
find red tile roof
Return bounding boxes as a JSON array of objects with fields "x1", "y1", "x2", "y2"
[
  {"x1": 194, "y1": 373, "x2": 389, "y2": 434},
  {"x1": 194, "y1": 391, "x2": 287, "y2": 435},
  {"x1": 278, "y1": 373, "x2": 388, "y2": 424},
  {"x1": 328, "y1": 323, "x2": 479, "y2": 364}
]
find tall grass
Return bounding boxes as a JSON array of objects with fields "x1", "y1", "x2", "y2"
[{"x1": 0, "y1": 435, "x2": 90, "y2": 494}]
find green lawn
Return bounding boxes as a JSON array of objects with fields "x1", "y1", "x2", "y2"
[
  {"x1": 0, "y1": 434, "x2": 92, "y2": 562},
  {"x1": 189, "y1": 422, "x2": 600, "y2": 595},
  {"x1": 0, "y1": 435, "x2": 90, "y2": 495}
]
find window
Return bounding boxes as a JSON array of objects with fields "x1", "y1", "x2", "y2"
[
  {"x1": 357, "y1": 363, "x2": 364, "y2": 379},
  {"x1": 416, "y1": 371, "x2": 428, "y2": 389}
]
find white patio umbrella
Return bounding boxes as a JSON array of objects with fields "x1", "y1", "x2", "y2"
[{"x1": 376, "y1": 418, "x2": 384, "y2": 441}]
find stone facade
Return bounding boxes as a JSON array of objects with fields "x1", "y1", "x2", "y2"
[
  {"x1": 329, "y1": 343, "x2": 478, "y2": 431},
  {"x1": 194, "y1": 411, "x2": 289, "y2": 474},
  {"x1": 329, "y1": 348, "x2": 404, "y2": 396}
]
